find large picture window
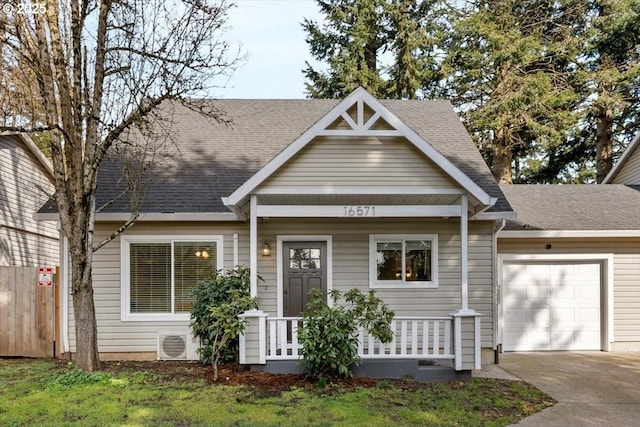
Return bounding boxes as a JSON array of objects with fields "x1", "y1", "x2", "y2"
[
  {"x1": 121, "y1": 236, "x2": 223, "y2": 320},
  {"x1": 369, "y1": 234, "x2": 438, "y2": 288}
]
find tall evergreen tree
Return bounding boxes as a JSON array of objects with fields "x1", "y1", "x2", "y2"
[
  {"x1": 303, "y1": 0, "x2": 446, "y2": 99},
  {"x1": 442, "y1": 0, "x2": 585, "y2": 184},
  {"x1": 581, "y1": 0, "x2": 640, "y2": 182}
]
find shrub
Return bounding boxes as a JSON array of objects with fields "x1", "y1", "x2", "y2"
[
  {"x1": 190, "y1": 267, "x2": 259, "y2": 380},
  {"x1": 298, "y1": 288, "x2": 394, "y2": 379}
]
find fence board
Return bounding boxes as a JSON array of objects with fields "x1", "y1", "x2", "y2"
[{"x1": 0, "y1": 267, "x2": 56, "y2": 357}]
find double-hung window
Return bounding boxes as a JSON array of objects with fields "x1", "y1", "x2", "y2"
[
  {"x1": 121, "y1": 235, "x2": 223, "y2": 320},
  {"x1": 369, "y1": 234, "x2": 438, "y2": 288}
]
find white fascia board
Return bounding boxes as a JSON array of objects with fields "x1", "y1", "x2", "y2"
[
  {"x1": 60, "y1": 212, "x2": 242, "y2": 222},
  {"x1": 255, "y1": 186, "x2": 465, "y2": 195},
  {"x1": 471, "y1": 211, "x2": 517, "y2": 220},
  {"x1": 256, "y1": 204, "x2": 462, "y2": 218},
  {"x1": 499, "y1": 229, "x2": 640, "y2": 238},
  {"x1": 602, "y1": 131, "x2": 640, "y2": 183},
  {"x1": 224, "y1": 87, "x2": 495, "y2": 209}
]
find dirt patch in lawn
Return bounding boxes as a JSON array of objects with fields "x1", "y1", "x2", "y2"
[{"x1": 100, "y1": 360, "x2": 377, "y2": 393}]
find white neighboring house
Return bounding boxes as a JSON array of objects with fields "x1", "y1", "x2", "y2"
[{"x1": 0, "y1": 133, "x2": 58, "y2": 267}]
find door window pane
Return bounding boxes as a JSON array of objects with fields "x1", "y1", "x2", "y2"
[{"x1": 289, "y1": 248, "x2": 321, "y2": 269}]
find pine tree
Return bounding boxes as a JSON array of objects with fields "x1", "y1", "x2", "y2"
[
  {"x1": 303, "y1": 0, "x2": 446, "y2": 99},
  {"x1": 442, "y1": 0, "x2": 585, "y2": 184}
]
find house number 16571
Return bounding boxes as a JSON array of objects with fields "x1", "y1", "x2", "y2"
[{"x1": 343, "y1": 206, "x2": 376, "y2": 217}]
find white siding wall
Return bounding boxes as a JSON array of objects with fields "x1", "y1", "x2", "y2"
[
  {"x1": 498, "y1": 238, "x2": 640, "y2": 344},
  {"x1": 261, "y1": 136, "x2": 460, "y2": 190},
  {"x1": 0, "y1": 136, "x2": 58, "y2": 266},
  {"x1": 612, "y1": 147, "x2": 640, "y2": 184},
  {"x1": 77, "y1": 218, "x2": 494, "y2": 354}
]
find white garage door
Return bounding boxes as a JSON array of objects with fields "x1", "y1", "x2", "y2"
[{"x1": 502, "y1": 261, "x2": 601, "y2": 351}]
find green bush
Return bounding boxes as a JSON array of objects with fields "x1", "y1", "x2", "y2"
[
  {"x1": 190, "y1": 267, "x2": 259, "y2": 380},
  {"x1": 298, "y1": 288, "x2": 394, "y2": 379}
]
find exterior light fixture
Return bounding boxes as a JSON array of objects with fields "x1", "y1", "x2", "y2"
[{"x1": 261, "y1": 241, "x2": 271, "y2": 257}]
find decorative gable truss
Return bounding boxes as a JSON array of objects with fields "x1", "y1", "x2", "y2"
[{"x1": 223, "y1": 87, "x2": 497, "y2": 212}]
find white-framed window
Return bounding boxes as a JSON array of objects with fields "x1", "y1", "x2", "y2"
[
  {"x1": 121, "y1": 235, "x2": 224, "y2": 321},
  {"x1": 369, "y1": 234, "x2": 438, "y2": 288}
]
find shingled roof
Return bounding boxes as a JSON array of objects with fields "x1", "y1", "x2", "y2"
[
  {"x1": 500, "y1": 184, "x2": 640, "y2": 231},
  {"x1": 40, "y1": 97, "x2": 512, "y2": 216}
]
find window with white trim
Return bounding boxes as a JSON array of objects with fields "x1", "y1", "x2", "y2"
[
  {"x1": 369, "y1": 234, "x2": 438, "y2": 288},
  {"x1": 121, "y1": 236, "x2": 223, "y2": 320}
]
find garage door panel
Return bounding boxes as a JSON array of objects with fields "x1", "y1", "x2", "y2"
[{"x1": 503, "y1": 260, "x2": 601, "y2": 352}]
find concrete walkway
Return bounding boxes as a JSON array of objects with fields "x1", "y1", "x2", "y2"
[{"x1": 495, "y1": 352, "x2": 640, "y2": 426}]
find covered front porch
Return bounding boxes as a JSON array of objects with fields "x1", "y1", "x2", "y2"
[{"x1": 234, "y1": 193, "x2": 485, "y2": 378}]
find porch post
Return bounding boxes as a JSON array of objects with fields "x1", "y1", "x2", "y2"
[
  {"x1": 460, "y1": 195, "x2": 468, "y2": 311},
  {"x1": 250, "y1": 195, "x2": 258, "y2": 297}
]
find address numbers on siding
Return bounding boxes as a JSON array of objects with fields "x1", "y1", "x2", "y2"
[{"x1": 343, "y1": 206, "x2": 376, "y2": 217}]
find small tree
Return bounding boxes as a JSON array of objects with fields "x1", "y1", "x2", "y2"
[
  {"x1": 298, "y1": 288, "x2": 394, "y2": 379},
  {"x1": 190, "y1": 267, "x2": 258, "y2": 381}
]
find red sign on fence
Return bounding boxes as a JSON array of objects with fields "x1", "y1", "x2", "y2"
[{"x1": 38, "y1": 266, "x2": 53, "y2": 287}]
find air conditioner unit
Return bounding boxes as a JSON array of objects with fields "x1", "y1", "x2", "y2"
[{"x1": 157, "y1": 332, "x2": 200, "y2": 361}]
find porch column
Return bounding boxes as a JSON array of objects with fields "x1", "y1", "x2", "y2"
[
  {"x1": 460, "y1": 195, "x2": 468, "y2": 311},
  {"x1": 250, "y1": 195, "x2": 258, "y2": 297}
]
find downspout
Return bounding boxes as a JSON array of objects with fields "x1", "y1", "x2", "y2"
[{"x1": 492, "y1": 219, "x2": 506, "y2": 364}]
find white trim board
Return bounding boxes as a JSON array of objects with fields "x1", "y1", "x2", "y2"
[
  {"x1": 497, "y1": 253, "x2": 614, "y2": 352},
  {"x1": 500, "y1": 230, "x2": 640, "y2": 238},
  {"x1": 256, "y1": 205, "x2": 462, "y2": 218}
]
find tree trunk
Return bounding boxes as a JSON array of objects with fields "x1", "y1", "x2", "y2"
[
  {"x1": 492, "y1": 130, "x2": 513, "y2": 184},
  {"x1": 596, "y1": 106, "x2": 614, "y2": 183},
  {"x1": 71, "y1": 271, "x2": 100, "y2": 371}
]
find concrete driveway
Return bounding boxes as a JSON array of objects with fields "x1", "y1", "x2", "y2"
[{"x1": 498, "y1": 352, "x2": 640, "y2": 426}]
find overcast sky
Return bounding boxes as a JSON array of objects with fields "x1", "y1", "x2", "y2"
[{"x1": 215, "y1": 0, "x2": 323, "y2": 99}]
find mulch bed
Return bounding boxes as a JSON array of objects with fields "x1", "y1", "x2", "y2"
[{"x1": 99, "y1": 360, "x2": 388, "y2": 393}]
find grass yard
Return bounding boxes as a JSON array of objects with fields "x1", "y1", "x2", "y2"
[{"x1": 0, "y1": 358, "x2": 553, "y2": 426}]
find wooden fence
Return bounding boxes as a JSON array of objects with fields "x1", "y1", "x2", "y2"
[{"x1": 0, "y1": 266, "x2": 58, "y2": 357}]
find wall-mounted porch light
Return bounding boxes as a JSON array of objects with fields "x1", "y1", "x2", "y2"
[{"x1": 261, "y1": 241, "x2": 271, "y2": 257}]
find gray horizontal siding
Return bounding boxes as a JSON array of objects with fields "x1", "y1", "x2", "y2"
[
  {"x1": 498, "y1": 238, "x2": 640, "y2": 343},
  {"x1": 75, "y1": 217, "x2": 494, "y2": 353},
  {"x1": 262, "y1": 136, "x2": 460, "y2": 190},
  {"x1": 67, "y1": 222, "x2": 248, "y2": 353}
]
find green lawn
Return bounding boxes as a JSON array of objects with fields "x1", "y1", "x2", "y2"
[{"x1": 0, "y1": 359, "x2": 553, "y2": 426}]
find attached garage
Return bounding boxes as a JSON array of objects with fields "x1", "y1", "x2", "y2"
[{"x1": 501, "y1": 257, "x2": 607, "y2": 352}]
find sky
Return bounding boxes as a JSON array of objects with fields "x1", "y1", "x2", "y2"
[{"x1": 215, "y1": 0, "x2": 324, "y2": 99}]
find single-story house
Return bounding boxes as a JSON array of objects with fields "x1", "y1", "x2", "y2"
[
  {"x1": 39, "y1": 88, "x2": 640, "y2": 378},
  {"x1": 0, "y1": 133, "x2": 58, "y2": 267}
]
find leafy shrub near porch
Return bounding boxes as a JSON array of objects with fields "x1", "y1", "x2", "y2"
[
  {"x1": 190, "y1": 267, "x2": 259, "y2": 380},
  {"x1": 298, "y1": 288, "x2": 394, "y2": 379}
]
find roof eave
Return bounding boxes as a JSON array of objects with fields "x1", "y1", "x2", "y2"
[
  {"x1": 499, "y1": 229, "x2": 640, "y2": 238},
  {"x1": 36, "y1": 212, "x2": 241, "y2": 222}
]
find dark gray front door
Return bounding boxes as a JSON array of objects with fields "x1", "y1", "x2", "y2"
[{"x1": 283, "y1": 241, "x2": 327, "y2": 317}]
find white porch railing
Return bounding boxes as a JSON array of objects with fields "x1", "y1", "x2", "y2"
[{"x1": 265, "y1": 316, "x2": 454, "y2": 361}]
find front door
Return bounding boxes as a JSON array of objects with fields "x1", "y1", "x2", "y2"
[{"x1": 283, "y1": 241, "x2": 327, "y2": 317}]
